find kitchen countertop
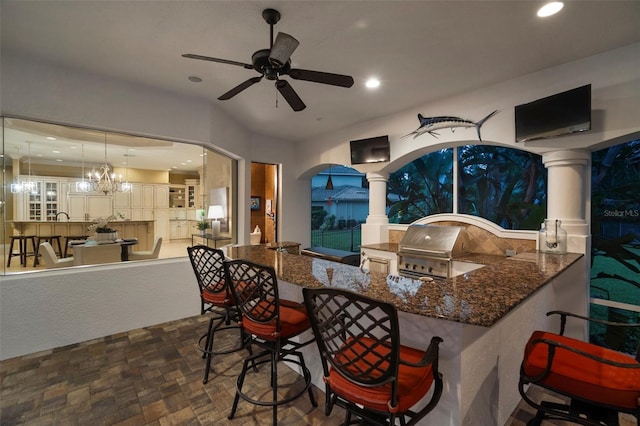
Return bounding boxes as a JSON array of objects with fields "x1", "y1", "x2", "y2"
[{"x1": 225, "y1": 245, "x2": 583, "y2": 327}]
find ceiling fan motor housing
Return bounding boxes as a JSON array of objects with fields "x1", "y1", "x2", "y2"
[{"x1": 251, "y1": 49, "x2": 289, "y2": 80}]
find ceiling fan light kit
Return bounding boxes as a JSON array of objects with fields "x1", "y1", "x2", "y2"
[{"x1": 182, "y1": 8, "x2": 354, "y2": 111}]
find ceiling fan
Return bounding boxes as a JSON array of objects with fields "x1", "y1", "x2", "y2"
[{"x1": 182, "y1": 8, "x2": 354, "y2": 112}]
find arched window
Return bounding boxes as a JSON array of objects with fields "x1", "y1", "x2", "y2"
[{"x1": 388, "y1": 145, "x2": 546, "y2": 230}]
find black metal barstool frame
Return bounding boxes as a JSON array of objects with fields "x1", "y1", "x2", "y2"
[
  {"x1": 303, "y1": 287, "x2": 444, "y2": 426},
  {"x1": 187, "y1": 245, "x2": 252, "y2": 384},
  {"x1": 518, "y1": 310, "x2": 640, "y2": 426},
  {"x1": 224, "y1": 259, "x2": 317, "y2": 426}
]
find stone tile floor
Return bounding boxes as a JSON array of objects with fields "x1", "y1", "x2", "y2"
[{"x1": 1, "y1": 314, "x2": 636, "y2": 425}]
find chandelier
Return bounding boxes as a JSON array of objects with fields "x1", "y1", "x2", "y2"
[
  {"x1": 10, "y1": 142, "x2": 38, "y2": 194},
  {"x1": 87, "y1": 134, "x2": 131, "y2": 195}
]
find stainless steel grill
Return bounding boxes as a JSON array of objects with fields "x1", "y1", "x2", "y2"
[{"x1": 397, "y1": 224, "x2": 469, "y2": 279}]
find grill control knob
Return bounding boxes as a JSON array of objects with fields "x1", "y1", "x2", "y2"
[{"x1": 428, "y1": 266, "x2": 433, "y2": 273}]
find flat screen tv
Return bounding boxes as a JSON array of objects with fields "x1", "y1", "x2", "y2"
[
  {"x1": 515, "y1": 84, "x2": 591, "y2": 142},
  {"x1": 350, "y1": 135, "x2": 390, "y2": 165}
]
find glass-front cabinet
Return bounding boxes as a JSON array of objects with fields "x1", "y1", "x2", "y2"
[{"x1": 16, "y1": 179, "x2": 60, "y2": 221}]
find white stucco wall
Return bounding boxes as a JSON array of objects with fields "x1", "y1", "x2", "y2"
[
  {"x1": 0, "y1": 259, "x2": 199, "y2": 360},
  {"x1": 1, "y1": 43, "x2": 638, "y2": 361},
  {"x1": 294, "y1": 43, "x2": 640, "y2": 179}
]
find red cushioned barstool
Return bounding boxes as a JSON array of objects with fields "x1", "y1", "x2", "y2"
[
  {"x1": 223, "y1": 259, "x2": 317, "y2": 426},
  {"x1": 303, "y1": 287, "x2": 444, "y2": 426},
  {"x1": 187, "y1": 245, "x2": 252, "y2": 384},
  {"x1": 519, "y1": 310, "x2": 640, "y2": 426}
]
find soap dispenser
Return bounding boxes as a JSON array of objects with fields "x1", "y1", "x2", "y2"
[{"x1": 538, "y1": 219, "x2": 567, "y2": 254}]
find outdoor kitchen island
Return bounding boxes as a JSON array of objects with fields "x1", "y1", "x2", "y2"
[{"x1": 223, "y1": 245, "x2": 586, "y2": 426}]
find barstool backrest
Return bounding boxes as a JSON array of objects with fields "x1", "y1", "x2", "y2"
[
  {"x1": 224, "y1": 259, "x2": 281, "y2": 331},
  {"x1": 303, "y1": 287, "x2": 400, "y2": 386},
  {"x1": 187, "y1": 245, "x2": 227, "y2": 297}
]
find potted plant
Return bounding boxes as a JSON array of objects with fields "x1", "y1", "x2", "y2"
[{"x1": 197, "y1": 220, "x2": 211, "y2": 235}]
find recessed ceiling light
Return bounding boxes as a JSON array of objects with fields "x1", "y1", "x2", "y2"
[
  {"x1": 52, "y1": 150, "x2": 61, "y2": 154},
  {"x1": 46, "y1": 137, "x2": 56, "y2": 140},
  {"x1": 188, "y1": 76, "x2": 203, "y2": 83},
  {"x1": 365, "y1": 78, "x2": 381, "y2": 89},
  {"x1": 537, "y1": 2, "x2": 564, "y2": 17}
]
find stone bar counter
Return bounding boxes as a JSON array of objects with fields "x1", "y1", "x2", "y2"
[
  {"x1": 10, "y1": 220, "x2": 155, "y2": 251},
  {"x1": 225, "y1": 245, "x2": 586, "y2": 425}
]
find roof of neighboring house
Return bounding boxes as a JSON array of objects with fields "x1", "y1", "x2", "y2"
[
  {"x1": 312, "y1": 185, "x2": 369, "y2": 202},
  {"x1": 316, "y1": 165, "x2": 365, "y2": 177}
]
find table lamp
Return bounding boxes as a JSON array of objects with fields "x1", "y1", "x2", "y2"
[{"x1": 208, "y1": 205, "x2": 224, "y2": 237}]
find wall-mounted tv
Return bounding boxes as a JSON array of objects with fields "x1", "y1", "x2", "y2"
[
  {"x1": 350, "y1": 135, "x2": 390, "y2": 165},
  {"x1": 515, "y1": 84, "x2": 591, "y2": 142}
]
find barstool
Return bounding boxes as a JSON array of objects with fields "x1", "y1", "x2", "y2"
[
  {"x1": 224, "y1": 259, "x2": 317, "y2": 425},
  {"x1": 187, "y1": 245, "x2": 252, "y2": 384},
  {"x1": 63, "y1": 235, "x2": 89, "y2": 258},
  {"x1": 33, "y1": 236, "x2": 63, "y2": 266},
  {"x1": 7, "y1": 235, "x2": 36, "y2": 267}
]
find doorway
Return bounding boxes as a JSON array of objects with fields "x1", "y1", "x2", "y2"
[{"x1": 250, "y1": 162, "x2": 278, "y2": 244}]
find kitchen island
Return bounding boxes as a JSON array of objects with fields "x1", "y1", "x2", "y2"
[
  {"x1": 224, "y1": 245, "x2": 586, "y2": 426},
  {"x1": 10, "y1": 220, "x2": 155, "y2": 252}
]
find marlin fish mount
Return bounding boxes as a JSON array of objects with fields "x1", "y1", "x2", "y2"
[{"x1": 402, "y1": 110, "x2": 499, "y2": 142}]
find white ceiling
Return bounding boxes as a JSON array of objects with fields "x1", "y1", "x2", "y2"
[{"x1": 2, "y1": 1, "x2": 640, "y2": 167}]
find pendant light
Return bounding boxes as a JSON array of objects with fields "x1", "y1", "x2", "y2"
[
  {"x1": 10, "y1": 142, "x2": 37, "y2": 194},
  {"x1": 325, "y1": 166, "x2": 334, "y2": 190},
  {"x1": 121, "y1": 148, "x2": 132, "y2": 192},
  {"x1": 75, "y1": 144, "x2": 91, "y2": 192}
]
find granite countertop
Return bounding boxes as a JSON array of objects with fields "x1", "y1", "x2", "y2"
[{"x1": 225, "y1": 245, "x2": 583, "y2": 328}]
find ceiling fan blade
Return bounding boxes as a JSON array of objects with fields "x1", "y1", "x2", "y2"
[
  {"x1": 275, "y1": 80, "x2": 306, "y2": 111},
  {"x1": 268, "y1": 32, "x2": 299, "y2": 67},
  {"x1": 218, "y1": 76, "x2": 263, "y2": 100},
  {"x1": 182, "y1": 54, "x2": 253, "y2": 70},
  {"x1": 288, "y1": 68, "x2": 354, "y2": 88}
]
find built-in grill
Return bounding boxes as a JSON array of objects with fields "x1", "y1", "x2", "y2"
[{"x1": 397, "y1": 224, "x2": 470, "y2": 279}]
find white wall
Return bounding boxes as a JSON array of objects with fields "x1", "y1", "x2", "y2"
[
  {"x1": 294, "y1": 43, "x2": 640, "y2": 179},
  {"x1": 1, "y1": 42, "x2": 638, "y2": 361},
  {"x1": 0, "y1": 259, "x2": 199, "y2": 360}
]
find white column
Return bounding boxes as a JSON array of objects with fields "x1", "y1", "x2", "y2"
[
  {"x1": 361, "y1": 172, "x2": 389, "y2": 245},
  {"x1": 542, "y1": 149, "x2": 590, "y2": 253}
]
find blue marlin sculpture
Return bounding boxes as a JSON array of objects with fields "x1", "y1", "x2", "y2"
[{"x1": 402, "y1": 110, "x2": 499, "y2": 142}]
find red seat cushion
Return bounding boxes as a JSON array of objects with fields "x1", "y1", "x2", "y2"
[
  {"x1": 201, "y1": 287, "x2": 232, "y2": 306},
  {"x1": 328, "y1": 337, "x2": 435, "y2": 413},
  {"x1": 522, "y1": 330, "x2": 640, "y2": 410},
  {"x1": 242, "y1": 299, "x2": 311, "y2": 340}
]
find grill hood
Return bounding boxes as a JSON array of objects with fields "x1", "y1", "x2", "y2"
[{"x1": 398, "y1": 224, "x2": 470, "y2": 259}]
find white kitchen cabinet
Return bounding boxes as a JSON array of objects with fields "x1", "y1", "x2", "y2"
[
  {"x1": 169, "y1": 220, "x2": 189, "y2": 239},
  {"x1": 185, "y1": 179, "x2": 201, "y2": 209},
  {"x1": 169, "y1": 185, "x2": 186, "y2": 208},
  {"x1": 113, "y1": 190, "x2": 131, "y2": 210},
  {"x1": 13, "y1": 177, "x2": 62, "y2": 221},
  {"x1": 67, "y1": 194, "x2": 113, "y2": 221},
  {"x1": 154, "y1": 185, "x2": 170, "y2": 209},
  {"x1": 154, "y1": 208, "x2": 170, "y2": 241}
]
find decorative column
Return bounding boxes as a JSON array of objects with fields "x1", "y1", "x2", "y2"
[
  {"x1": 542, "y1": 149, "x2": 590, "y2": 253},
  {"x1": 361, "y1": 172, "x2": 389, "y2": 245}
]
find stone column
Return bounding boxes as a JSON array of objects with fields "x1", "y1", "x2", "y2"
[
  {"x1": 361, "y1": 172, "x2": 389, "y2": 245},
  {"x1": 542, "y1": 149, "x2": 590, "y2": 253}
]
